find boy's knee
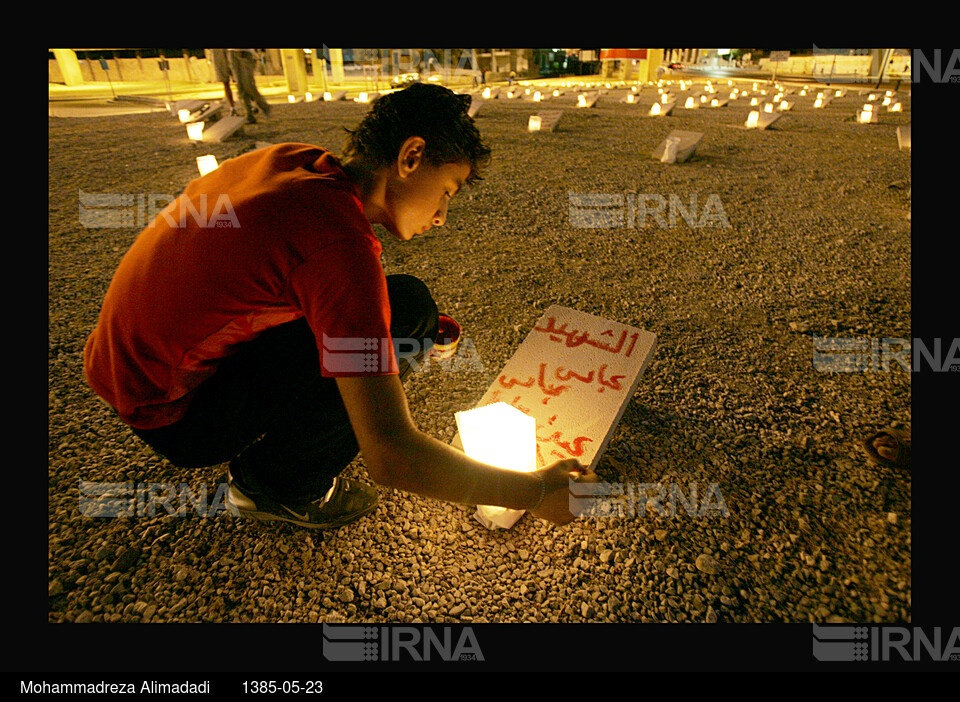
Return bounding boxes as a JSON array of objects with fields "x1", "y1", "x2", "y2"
[{"x1": 386, "y1": 275, "x2": 439, "y2": 340}]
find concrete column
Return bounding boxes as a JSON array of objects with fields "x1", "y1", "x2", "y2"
[
  {"x1": 645, "y1": 49, "x2": 664, "y2": 82},
  {"x1": 281, "y1": 49, "x2": 308, "y2": 95},
  {"x1": 52, "y1": 49, "x2": 84, "y2": 86},
  {"x1": 329, "y1": 48, "x2": 345, "y2": 84}
]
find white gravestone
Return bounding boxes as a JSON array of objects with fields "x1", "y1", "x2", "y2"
[
  {"x1": 651, "y1": 129, "x2": 703, "y2": 163},
  {"x1": 897, "y1": 125, "x2": 911, "y2": 151},
  {"x1": 183, "y1": 100, "x2": 226, "y2": 124},
  {"x1": 200, "y1": 114, "x2": 245, "y2": 143},
  {"x1": 169, "y1": 99, "x2": 208, "y2": 118},
  {"x1": 745, "y1": 110, "x2": 782, "y2": 130},
  {"x1": 577, "y1": 91, "x2": 600, "y2": 108},
  {"x1": 452, "y1": 305, "x2": 657, "y2": 529},
  {"x1": 649, "y1": 100, "x2": 676, "y2": 117},
  {"x1": 528, "y1": 110, "x2": 562, "y2": 132}
]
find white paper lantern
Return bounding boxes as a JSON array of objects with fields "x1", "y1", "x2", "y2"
[
  {"x1": 196, "y1": 155, "x2": 219, "y2": 176},
  {"x1": 186, "y1": 122, "x2": 204, "y2": 141},
  {"x1": 456, "y1": 403, "x2": 537, "y2": 530}
]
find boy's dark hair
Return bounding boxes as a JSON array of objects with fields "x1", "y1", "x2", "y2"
[{"x1": 342, "y1": 83, "x2": 492, "y2": 184}]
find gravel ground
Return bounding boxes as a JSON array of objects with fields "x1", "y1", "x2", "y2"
[{"x1": 48, "y1": 80, "x2": 914, "y2": 629}]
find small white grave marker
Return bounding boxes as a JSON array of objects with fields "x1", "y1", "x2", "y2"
[
  {"x1": 528, "y1": 110, "x2": 562, "y2": 132},
  {"x1": 200, "y1": 114, "x2": 245, "y2": 143},
  {"x1": 180, "y1": 100, "x2": 225, "y2": 124},
  {"x1": 452, "y1": 305, "x2": 657, "y2": 529},
  {"x1": 651, "y1": 129, "x2": 703, "y2": 162},
  {"x1": 170, "y1": 99, "x2": 207, "y2": 120},
  {"x1": 897, "y1": 125, "x2": 911, "y2": 150},
  {"x1": 856, "y1": 103, "x2": 878, "y2": 123},
  {"x1": 577, "y1": 92, "x2": 599, "y2": 108},
  {"x1": 745, "y1": 110, "x2": 781, "y2": 130},
  {"x1": 649, "y1": 100, "x2": 675, "y2": 116}
]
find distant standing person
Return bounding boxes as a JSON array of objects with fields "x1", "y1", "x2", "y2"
[
  {"x1": 210, "y1": 49, "x2": 235, "y2": 113},
  {"x1": 229, "y1": 49, "x2": 271, "y2": 123}
]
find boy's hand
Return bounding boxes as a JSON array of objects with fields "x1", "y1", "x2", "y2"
[{"x1": 529, "y1": 459, "x2": 598, "y2": 525}]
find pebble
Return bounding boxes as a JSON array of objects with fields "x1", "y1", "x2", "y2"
[{"x1": 696, "y1": 555, "x2": 719, "y2": 575}]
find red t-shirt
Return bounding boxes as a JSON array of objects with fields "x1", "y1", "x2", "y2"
[{"x1": 84, "y1": 143, "x2": 398, "y2": 430}]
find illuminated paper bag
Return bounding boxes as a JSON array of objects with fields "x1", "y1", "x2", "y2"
[
  {"x1": 456, "y1": 403, "x2": 537, "y2": 530},
  {"x1": 452, "y1": 305, "x2": 657, "y2": 529}
]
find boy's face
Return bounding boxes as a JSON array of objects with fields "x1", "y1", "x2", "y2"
[{"x1": 382, "y1": 143, "x2": 471, "y2": 241}]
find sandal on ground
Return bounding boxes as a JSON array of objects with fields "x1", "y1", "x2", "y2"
[{"x1": 861, "y1": 424, "x2": 911, "y2": 470}]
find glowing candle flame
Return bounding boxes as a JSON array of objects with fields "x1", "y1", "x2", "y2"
[{"x1": 456, "y1": 403, "x2": 537, "y2": 529}]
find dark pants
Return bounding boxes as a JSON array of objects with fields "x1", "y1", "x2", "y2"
[
  {"x1": 133, "y1": 274, "x2": 439, "y2": 504},
  {"x1": 229, "y1": 50, "x2": 270, "y2": 117}
]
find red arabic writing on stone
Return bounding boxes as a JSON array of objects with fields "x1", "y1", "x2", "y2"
[{"x1": 533, "y1": 317, "x2": 639, "y2": 358}]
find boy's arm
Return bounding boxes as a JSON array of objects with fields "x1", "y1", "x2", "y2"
[{"x1": 334, "y1": 374, "x2": 590, "y2": 523}]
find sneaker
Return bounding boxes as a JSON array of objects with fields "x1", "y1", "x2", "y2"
[{"x1": 226, "y1": 470, "x2": 378, "y2": 529}]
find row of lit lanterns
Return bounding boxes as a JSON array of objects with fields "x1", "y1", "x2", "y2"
[{"x1": 185, "y1": 80, "x2": 904, "y2": 173}]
